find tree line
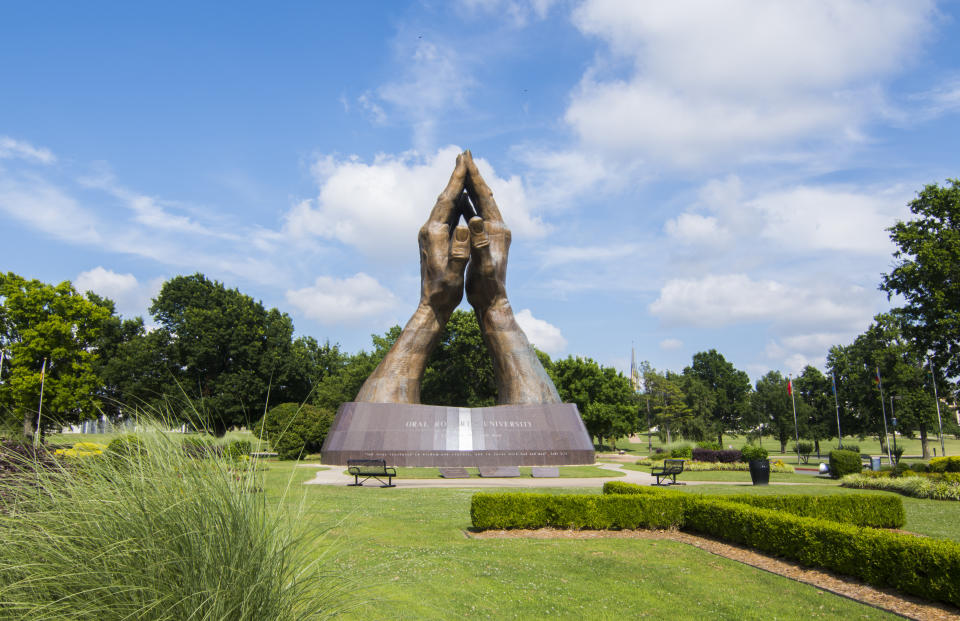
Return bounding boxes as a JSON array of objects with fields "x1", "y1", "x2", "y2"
[{"x1": 1, "y1": 179, "x2": 958, "y2": 450}]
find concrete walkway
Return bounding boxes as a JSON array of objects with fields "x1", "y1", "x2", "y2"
[{"x1": 302, "y1": 462, "x2": 818, "y2": 489}]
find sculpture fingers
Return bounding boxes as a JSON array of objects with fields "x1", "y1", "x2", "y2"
[
  {"x1": 427, "y1": 153, "x2": 467, "y2": 225},
  {"x1": 447, "y1": 224, "x2": 470, "y2": 277},
  {"x1": 462, "y1": 150, "x2": 504, "y2": 224},
  {"x1": 468, "y1": 216, "x2": 495, "y2": 274}
]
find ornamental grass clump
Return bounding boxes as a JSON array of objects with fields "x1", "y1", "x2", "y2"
[{"x1": 0, "y1": 424, "x2": 348, "y2": 621}]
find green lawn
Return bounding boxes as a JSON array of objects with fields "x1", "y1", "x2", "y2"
[
  {"x1": 615, "y1": 433, "x2": 960, "y2": 463},
  {"x1": 337, "y1": 465, "x2": 624, "y2": 479},
  {"x1": 256, "y1": 461, "x2": 912, "y2": 619},
  {"x1": 51, "y1": 429, "x2": 269, "y2": 451}
]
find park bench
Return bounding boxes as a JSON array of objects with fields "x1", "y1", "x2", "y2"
[
  {"x1": 347, "y1": 459, "x2": 397, "y2": 487},
  {"x1": 651, "y1": 459, "x2": 685, "y2": 485}
]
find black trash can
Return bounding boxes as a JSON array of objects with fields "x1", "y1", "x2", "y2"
[{"x1": 749, "y1": 459, "x2": 770, "y2": 485}]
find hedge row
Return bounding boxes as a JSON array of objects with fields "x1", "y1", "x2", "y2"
[
  {"x1": 600, "y1": 482, "x2": 904, "y2": 528},
  {"x1": 829, "y1": 450, "x2": 862, "y2": 478},
  {"x1": 842, "y1": 473, "x2": 960, "y2": 501},
  {"x1": 469, "y1": 493, "x2": 686, "y2": 531},
  {"x1": 683, "y1": 497, "x2": 960, "y2": 606},
  {"x1": 690, "y1": 448, "x2": 742, "y2": 463},
  {"x1": 471, "y1": 487, "x2": 958, "y2": 606},
  {"x1": 929, "y1": 456, "x2": 960, "y2": 473}
]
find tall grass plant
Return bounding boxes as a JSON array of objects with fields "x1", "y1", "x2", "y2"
[{"x1": 0, "y1": 422, "x2": 349, "y2": 620}]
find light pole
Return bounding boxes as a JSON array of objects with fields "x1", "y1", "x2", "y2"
[
  {"x1": 889, "y1": 395, "x2": 901, "y2": 458},
  {"x1": 928, "y1": 356, "x2": 946, "y2": 457}
]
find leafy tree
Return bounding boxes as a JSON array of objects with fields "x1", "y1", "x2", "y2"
[
  {"x1": 683, "y1": 349, "x2": 752, "y2": 445},
  {"x1": 881, "y1": 179, "x2": 960, "y2": 379},
  {"x1": 795, "y1": 366, "x2": 834, "y2": 457},
  {"x1": 678, "y1": 374, "x2": 715, "y2": 442},
  {"x1": 0, "y1": 273, "x2": 110, "y2": 438},
  {"x1": 550, "y1": 355, "x2": 636, "y2": 447},
  {"x1": 149, "y1": 274, "x2": 295, "y2": 436},
  {"x1": 421, "y1": 310, "x2": 496, "y2": 407},
  {"x1": 642, "y1": 368, "x2": 690, "y2": 445},
  {"x1": 313, "y1": 327, "x2": 399, "y2": 412},
  {"x1": 253, "y1": 402, "x2": 334, "y2": 460},
  {"x1": 86, "y1": 293, "x2": 172, "y2": 418},
  {"x1": 753, "y1": 371, "x2": 793, "y2": 451}
]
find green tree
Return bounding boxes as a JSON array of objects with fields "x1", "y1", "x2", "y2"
[
  {"x1": 753, "y1": 371, "x2": 793, "y2": 451},
  {"x1": 881, "y1": 179, "x2": 960, "y2": 379},
  {"x1": 683, "y1": 349, "x2": 752, "y2": 445},
  {"x1": 149, "y1": 274, "x2": 295, "y2": 436},
  {"x1": 551, "y1": 355, "x2": 636, "y2": 447},
  {"x1": 0, "y1": 273, "x2": 110, "y2": 438},
  {"x1": 421, "y1": 310, "x2": 496, "y2": 407},
  {"x1": 795, "y1": 366, "x2": 834, "y2": 457},
  {"x1": 642, "y1": 369, "x2": 690, "y2": 445},
  {"x1": 313, "y1": 327, "x2": 400, "y2": 412}
]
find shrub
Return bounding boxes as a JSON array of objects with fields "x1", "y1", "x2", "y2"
[
  {"x1": 691, "y1": 448, "x2": 742, "y2": 463},
  {"x1": 470, "y1": 492, "x2": 687, "y2": 531},
  {"x1": 842, "y1": 473, "x2": 960, "y2": 501},
  {"x1": 929, "y1": 456, "x2": 960, "y2": 473},
  {"x1": 224, "y1": 439, "x2": 252, "y2": 460},
  {"x1": 106, "y1": 434, "x2": 146, "y2": 458},
  {"x1": 669, "y1": 445, "x2": 693, "y2": 459},
  {"x1": 696, "y1": 441, "x2": 722, "y2": 451},
  {"x1": 182, "y1": 434, "x2": 218, "y2": 458},
  {"x1": 792, "y1": 441, "x2": 813, "y2": 463},
  {"x1": 602, "y1": 481, "x2": 904, "y2": 528},
  {"x1": 839, "y1": 443, "x2": 860, "y2": 453},
  {"x1": 254, "y1": 403, "x2": 335, "y2": 461},
  {"x1": 682, "y1": 497, "x2": 960, "y2": 607},
  {"x1": 0, "y1": 424, "x2": 348, "y2": 619},
  {"x1": 740, "y1": 444, "x2": 768, "y2": 461},
  {"x1": 829, "y1": 450, "x2": 861, "y2": 478}
]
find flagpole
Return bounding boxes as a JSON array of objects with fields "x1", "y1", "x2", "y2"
[
  {"x1": 876, "y1": 365, "x2": 892, "y2": 466},
  {"x1": 831, "y1": 371, "x2": 842, "y2": 449},
  {"x1": 789, "y1": 375, "x2": 800, "y2": 466},
  {"x1": 928, "y1": 356, "x2": 946, "y2": 457},
  {"x1": 35, "y1": 357, "x2": 47, "y2": 449}
]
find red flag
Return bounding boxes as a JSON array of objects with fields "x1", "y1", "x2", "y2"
[{"x1": 787, "y1": 378, "x2": 793, "y2": 395}]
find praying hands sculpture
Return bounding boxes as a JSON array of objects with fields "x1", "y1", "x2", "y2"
[{"x1": 355, "y1": 150, "x2": 561, "y2": 405}]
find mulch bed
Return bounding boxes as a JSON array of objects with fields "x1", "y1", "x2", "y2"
[{"x1": 467, "y1": 527, "x2": 960, "y2": 621}]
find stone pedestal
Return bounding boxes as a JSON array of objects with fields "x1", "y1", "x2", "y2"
[{"x1": 321, "y1": 402, "x2": 595, "y2": 467}]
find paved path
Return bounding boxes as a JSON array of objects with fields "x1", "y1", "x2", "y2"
[{"x1": 303, "y1": 463, "x2": 818, "y2": 489}]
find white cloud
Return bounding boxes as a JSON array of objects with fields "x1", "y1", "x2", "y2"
[
  {"x1": 285, "y1": 273, "x2": 400, "y2": 325},
  {"x1": 539, "y1": 243, "x2": 638, "y2": 267},
  {"x1": 659, "y1": 338, "x2": 683, "y2": 350},
  {"x1": 377, "y1": 41, "x2": 474, "y2": 151},
  {"x1": 285, "y1": 146, "x2": 543, "y2": 262},
  {"x1": 74, "y1": 267, "x2": 163, "y2": 318},
  {"x1": 0, "y1": 137, "x2": 56, "y2": 164},
  {"x1": 456, "y1": 0, "x2": 558, "y2": 26},
  {"x1": 671, "y1": 177, "x2": 910, "y2": 256},
  {"x1": 0, "y1": 175, "x2": 101, "y2": 243},
  {"x1": 664, "y1": 213, "x2": 729, "y2": 245},
  {"x1": 515, "y1": 308, "x2": 567, "y2": 355},
  {"x1": 648, "y1": 273, "x2": 870, "y2": 329},
  {"x1": 78, "y1": 169, "x2": 229, "y2": 238},
  {"x1": 566, "y1": 0, "x2": 935, "y2": 166}
]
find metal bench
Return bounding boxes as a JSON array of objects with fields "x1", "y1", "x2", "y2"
[
  {"x1": 651, "y1": 458, "x2": 685, "y2": 485},
  {"x1": 346, "y1": 459, "x2": 397, "y2": 487}
]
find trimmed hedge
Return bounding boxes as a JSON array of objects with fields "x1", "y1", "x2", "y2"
[
  {"x1": 601, "y1": 481, "x2": 904, "y2": 528},
  {"x1": 929, "y1": 456, "x2": 960, "y2": 473},
  {"x1": 829, "y1": 449, "x2": 861, "y2": 478},
  {"x1": 683, "y1": 497, "x2": 960, "y2": 607},
  {"x1": 691, "y1": 448, "x2": 742, "y2": 463},
  {"x1": 470, "y1": 493, "x2": 687, "y2": 531}
]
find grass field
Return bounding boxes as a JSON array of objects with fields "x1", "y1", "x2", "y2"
[
  {"x1": 615, "y1": 432, "x2": 960, "y2": 463},
  {"x1": 339, "y1": 465, "x2": 624, "y2": 479},
  {"x1": 254, "y1": 461, "x2": 960, "y2": 619}
]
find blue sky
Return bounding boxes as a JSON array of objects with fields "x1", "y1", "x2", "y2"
[{"x1": 3, "y1": 0, "x2": 960, "y2": 380}]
